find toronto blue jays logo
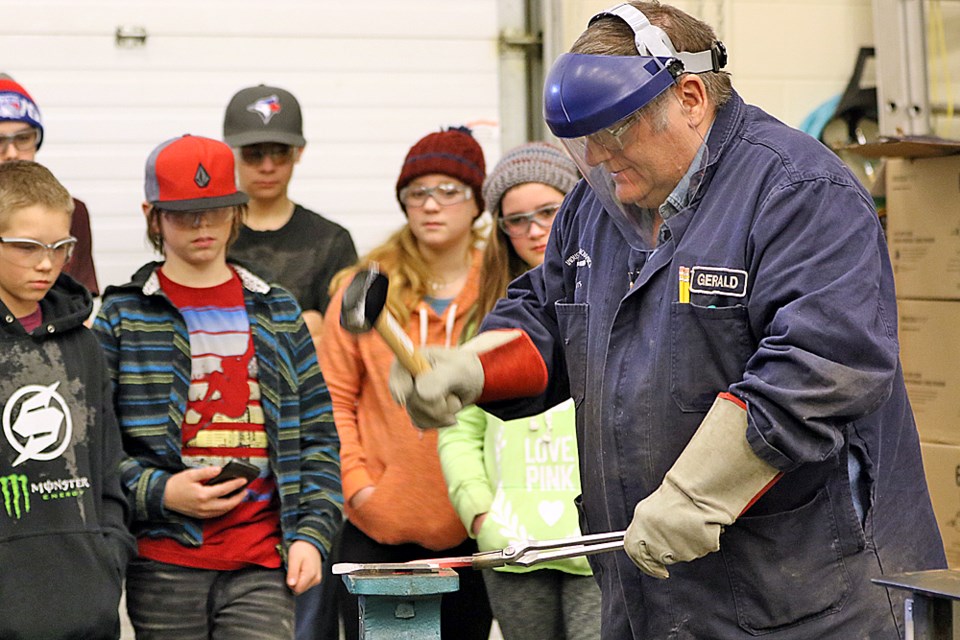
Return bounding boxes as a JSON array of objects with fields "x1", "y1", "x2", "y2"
[{"x1": 247, "y1": 95, "x2": 282, "y2": 125}]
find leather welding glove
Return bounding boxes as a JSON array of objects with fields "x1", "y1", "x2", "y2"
[
  {"x1": 389, "y1": 329, "x2": 548, "y2": 428},
  {"x1": 625, "y1": 393, "x2": 782, "y2": 579}
]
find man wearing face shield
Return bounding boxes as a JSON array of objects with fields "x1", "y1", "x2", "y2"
[{"x1": 389, "y1": 2, "x2": 946, "y2": 638}]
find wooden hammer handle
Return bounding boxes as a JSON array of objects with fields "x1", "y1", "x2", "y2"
[{"x1": 374, "y1": 311, "x2": 432, "y2": 376}]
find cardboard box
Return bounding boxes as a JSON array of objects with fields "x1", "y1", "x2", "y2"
[
  {"x1": 919, "y1": 442, "x2": 960, "y2": 569},
  {"x1": 898, "y1": 299, "x2": 960, "y2": 446},
  {"x1": 886, "y1": 155, "x2": 960, "y2": 300}
]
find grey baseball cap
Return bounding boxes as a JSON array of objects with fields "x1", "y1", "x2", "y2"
[{"x1": 223, "y1": 84, "x2": 306, "y2": 148}]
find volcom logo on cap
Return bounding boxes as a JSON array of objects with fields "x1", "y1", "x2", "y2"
[
  {"x1": 247, "y1": 95, "x2": 281, "y2": 125},
  {"x1": 194, "y1": 164, "x2": 210, "y2": 188},
  {"x1": 689, "y1": 266, "x2": 748, "y2": 297}
]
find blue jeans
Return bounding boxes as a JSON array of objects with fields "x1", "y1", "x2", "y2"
[{"x1": 125, "y1": 558, "x2": 295, "y2": 640}]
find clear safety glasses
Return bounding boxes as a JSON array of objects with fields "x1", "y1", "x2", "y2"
[
  {"x1": 498, "y1": 204, "x2": 561, "y2": 237},
  {"x1": 399, "y1": 183, "x2": 473, "y2": 208},
  {"x1": 0, "y1": 236, "x2": 77, "y2": 268},
  {"x1": 0, "y1": 128, "x2": 40, "y2": 154}
]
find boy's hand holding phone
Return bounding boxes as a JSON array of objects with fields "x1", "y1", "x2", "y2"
[{"x1": 163, "y1": 462, "x2": 256, "y2": 519}]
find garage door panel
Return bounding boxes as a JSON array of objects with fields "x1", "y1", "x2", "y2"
[
  {"x1": 0, "y1": 35, "x2": 496, "y2": 73},
  {"x1": 2, "y1": 1, "x2": 497, "y2": 38},
  {"x1": 0, "y1": 0, "x2": 500, "y2": 290},
  {"x1": 20, "y1": 71, "x2": 496, "y2": 111},
  {"x1": 41, "y1": 106, "x2": 498, "y2": 146}
]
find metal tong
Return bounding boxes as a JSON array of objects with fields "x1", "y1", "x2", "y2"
[{"x1": 332, "y1": 530, "x2": 625, "y2": 576}]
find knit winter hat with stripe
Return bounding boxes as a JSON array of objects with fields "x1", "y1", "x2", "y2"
[
  {"x1": 395, "y1": 126, "x2": 486, "y2": 213},
  {"x1": 0, "y1": 73, "x2": 43, "y2": 149},
  {"x1": 482, "y1": 142, "x2": 580, "y2": 216}
]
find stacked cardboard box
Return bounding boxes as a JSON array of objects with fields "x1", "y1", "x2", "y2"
[{"x1": 887, "y1": 155, "x2": 960, "y2": 567}]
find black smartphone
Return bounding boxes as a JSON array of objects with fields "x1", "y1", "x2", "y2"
[{"x1": 206, "y1": 459, "x2": 260, "y2": 487}]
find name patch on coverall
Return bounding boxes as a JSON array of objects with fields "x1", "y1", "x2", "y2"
[{"x1": 689, "y1": 266, "x2": 748, "y2": 297}]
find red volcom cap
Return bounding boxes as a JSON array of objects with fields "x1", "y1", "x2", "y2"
[{"x1": 144, "y1": 134, "x2": 249, "y2": 212}]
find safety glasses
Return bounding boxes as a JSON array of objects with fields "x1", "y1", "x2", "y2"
[
  {"x1": 0, "y1": 128, "x2": 40, "y2": 154},
  {"x1": 498, "y1": 204, "x2": 561, "y2": 237},
  {"x1": 0, "y1": 236, "x2": 77, "y2": 267},
  {"x1": 161, "y1": 208, "x2": 234, "y2": 230},
  {"x1": 399, "y1": 183, "x2": 472, "y2": 208},
  {"x1": 239, "y1": 143, "x2": 295, "y2": 166}
]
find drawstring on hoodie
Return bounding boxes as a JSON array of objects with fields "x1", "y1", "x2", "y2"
[
  {"x1": 415, "y1": 302, "x2": 458, "y2": 441},
  {"x1": 418, "y1": 303, "x2": 458, "y2": 349}
]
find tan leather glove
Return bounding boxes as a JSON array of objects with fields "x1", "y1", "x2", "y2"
[
  {"x1": 388, "y1": 345, "x2": 484, "y2": 428},
  {"x1": 389, "y1": 330, "x2": 547, "y2": 428},
  {"x1": 625, "y1": 393, "x2": 782, "y2": 579}
]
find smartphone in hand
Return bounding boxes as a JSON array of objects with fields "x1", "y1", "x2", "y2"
[{"x1": 206, "y1": 459, "x2": 260, "y2": 496}]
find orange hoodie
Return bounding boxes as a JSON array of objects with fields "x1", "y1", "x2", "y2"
[{"x1": 319, "y1": 251, "x2": 481, "y2": 551}]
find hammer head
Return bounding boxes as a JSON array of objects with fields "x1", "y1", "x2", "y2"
[{"x1": 340, "y1": 268, "x2": 389, "y2": 334}]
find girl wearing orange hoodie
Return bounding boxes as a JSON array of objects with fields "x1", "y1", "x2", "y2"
[{"x1": 319, "y1": 127, "x2": 492, "y2": 640}]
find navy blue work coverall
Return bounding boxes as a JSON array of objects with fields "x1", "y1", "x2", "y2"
[{"x1": 480, "y1": 91, "x2": 946, "y2": 639}]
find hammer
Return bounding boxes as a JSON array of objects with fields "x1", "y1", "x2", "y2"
[{"x1": 340, "y1": 267, "x2": 431, "y2": 375}]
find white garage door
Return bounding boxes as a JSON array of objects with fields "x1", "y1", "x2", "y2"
[{"x1": 0, "y1": 0, "x2": 501, "y2": 291}]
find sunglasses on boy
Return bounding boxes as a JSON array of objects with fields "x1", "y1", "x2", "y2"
[
  {"x1": 0, "y1": 128, "x2": 41, "y2": 154},
  {"x1": 239, "y1": 143, "x2": 295, "y2": 166},
  {"x1": 0, "y1": 236, "x2": 77, "y2": 268},
  {"x1": 161, "y1": 208, "x2": 234, "y2": 230},
  {"x1": 498, "y1": 203, "x2": 561, "y2": 238}
]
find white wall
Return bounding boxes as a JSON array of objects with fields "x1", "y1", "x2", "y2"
[
  {"x1": 556, "y1": 0, "x2": 877, "y2": 130},
  {"x1": 0, "y1": 0, "x2": 501, "y2": 290}
]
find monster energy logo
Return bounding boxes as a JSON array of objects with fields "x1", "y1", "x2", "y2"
[{"x1": 0, "y1": 473, "x2": 30, "y2": 519}]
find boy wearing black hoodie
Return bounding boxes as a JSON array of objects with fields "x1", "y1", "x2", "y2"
[{"x1": 0, "y1": 160, "x2": 135, "y2": 639}]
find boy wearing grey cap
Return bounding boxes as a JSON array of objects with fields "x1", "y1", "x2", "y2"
[{"x1": 223, "y1": 84, "x2": 357, "y2": 353}]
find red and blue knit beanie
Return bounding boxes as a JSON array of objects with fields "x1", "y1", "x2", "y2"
[
  {"x1": 0, "y1": 73, "x2": 43, "y2": 149},
  {"x1": 395, "y1": 126, "x2": 486, "y2": 213}
]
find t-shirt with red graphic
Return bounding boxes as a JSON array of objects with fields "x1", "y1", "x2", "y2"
[{"x1": 138, "y1": 267, "x2": 282, "y2": 570}]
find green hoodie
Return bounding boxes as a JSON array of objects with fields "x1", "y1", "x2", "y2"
[{"x1": 438, "y1": 399, "x2": 591, "y2": 575}]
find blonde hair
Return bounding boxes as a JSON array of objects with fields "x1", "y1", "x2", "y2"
[
  {"x1": 331, "y1": 223, "x2": 485, "y2": 325},
  {"x1": 0, "y1": 160, "x2": 74, "y2": 231}
]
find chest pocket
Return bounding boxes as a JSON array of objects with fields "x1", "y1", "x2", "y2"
[
  {"x1": 555, "y1": 302, "x2": 588, "y2": 407},
  {"x1": 670, "y1": 302, "x2": 753, "y2": 412}
]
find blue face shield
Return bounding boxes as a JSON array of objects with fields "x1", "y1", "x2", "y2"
[
  {"x1": 543, "y1": 3, "x2": 725, "y2": 244},
  {"x1": 543, "y1": 53, "x2": 681, "y2": 139}
]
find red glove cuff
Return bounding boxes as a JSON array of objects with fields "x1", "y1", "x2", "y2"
[{"x1": 477, "y1": 331, "x2": 549, "y2": 403}]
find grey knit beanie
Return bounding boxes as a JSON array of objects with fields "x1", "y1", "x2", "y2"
[{"x1": 482, "y1": 142, "x2": 580, "y2": 216}]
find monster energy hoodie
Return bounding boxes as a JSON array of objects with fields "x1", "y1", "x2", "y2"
[{"x1": 0, "y1": 274, "x2": 135, "y2": 640}]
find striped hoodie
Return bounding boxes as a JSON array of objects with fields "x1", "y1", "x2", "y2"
[{"x1": 93, "y1": 261, "x2": 342, "y2": 559}]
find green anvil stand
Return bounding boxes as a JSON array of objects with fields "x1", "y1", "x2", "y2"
[{"x1": 342, "y1": 568, "x2": 460, "y2": 639}]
